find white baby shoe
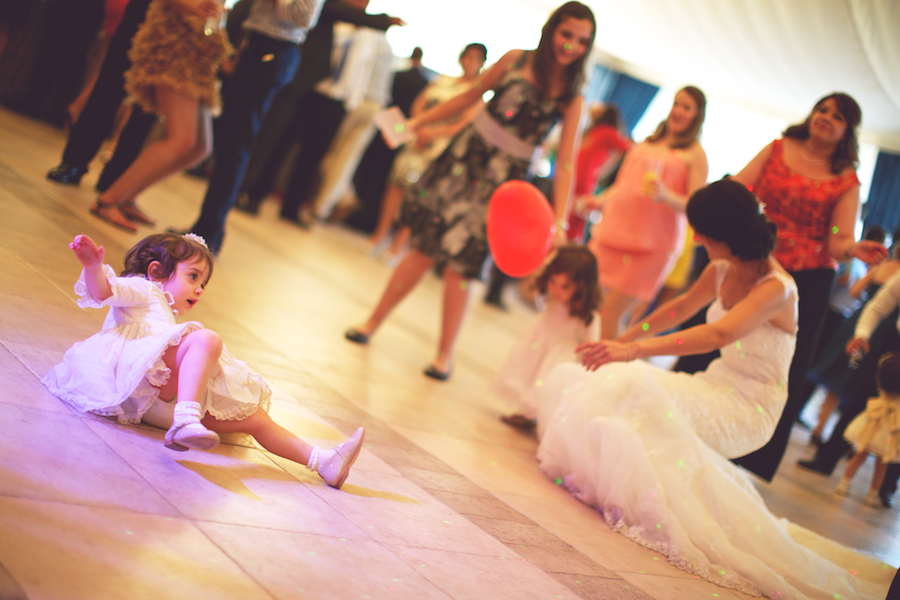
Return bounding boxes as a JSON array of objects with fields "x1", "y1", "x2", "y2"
[
  {"x1": 164, "y1": 400, "x2": 219, "y2": 451},
  {"x1": 307, "y1": 427, "x2": 366, "y2": 489}
]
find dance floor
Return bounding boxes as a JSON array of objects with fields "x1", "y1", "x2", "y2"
[{"x1": 0, "y1": 106, "x2": 897, "y2": 599}]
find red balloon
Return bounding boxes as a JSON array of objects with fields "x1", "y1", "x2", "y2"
[{"x1": 486, "y1": 180, "x2": 555, "y2": 277}]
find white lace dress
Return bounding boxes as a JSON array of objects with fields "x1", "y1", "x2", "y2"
[
  {"x1": 536, "y1": 263, "x2": 894, "y2": 599},
  {"x1": 493, "y1": 300, "x2": 599, "y2": 419},
  {"x1": 42, "y1": 266, "x2": 271, "y2": 424}
]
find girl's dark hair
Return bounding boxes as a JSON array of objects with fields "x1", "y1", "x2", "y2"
[
  {"x1": 863, "y1": 224, "x2": 887, "y2": 245},
  {"x1": 121, "y1": 233, "x2": 215, "y2": 283},
  {"x1": 532, "y1": 2, "x2": 596, "y2": 103},
  {"x1": 535, "y1": 245, "x2": 601, "y2": 326},
  {"x1": 646, "y1": 86, "x2": 706, "y2": 150},
  {"x1": 592, "y1": 105, "x2": 621, "y2": 129},
  {"x1": 783, "y1": 92, "x2": 861, "y2": 175},
  {"x1": 461, "y1": 43, "x2": 487, "y2": 62},
  {"x1": 877, "y1": 353, "x2": 900, "y2": 396},
  {"x1": 686, "y1": 179, "x2": 777, "y2": 261}
]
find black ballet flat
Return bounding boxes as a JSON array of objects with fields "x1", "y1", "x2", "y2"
[
  {"x1": 344, "y1": 328, "x2": 370, "y2": 345},
  {"x1": 423, "y1": 364, "x2": 451, "y2": 381},
  {"x1": 501, "y1": 414, "x2": 537, "y2": 430}
]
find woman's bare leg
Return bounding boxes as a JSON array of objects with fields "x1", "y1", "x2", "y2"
[
  {"x1": 812, "y1": 392, "x2": 840, "y2": 438},
  {"x1": 432, "y1": 267, "x2": 471, "y2": 373},
  {"x1": 95, "y1": 86, "x2": 209, "y2": 229},
  {"x1": 369, "y1": 184, "x2": 404, "y2": 247},
  {"x1": 353, "y1": 249, "x2": 434, "y2": 336},
  {"x1": 387, "y1": 226, "x2": 411, "y2": 257}
]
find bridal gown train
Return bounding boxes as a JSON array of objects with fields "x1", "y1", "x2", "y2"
[{"x1": 536, "y1": 263, "x2": 894, "y2": 599}]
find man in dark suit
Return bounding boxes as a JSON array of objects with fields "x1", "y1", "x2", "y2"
[
  {"x1": 235, "y1": 0, "x2": 403, "y2": 217},
  {"x1": 343, "y1": 48, "x2": 431, "y2": 233},
  {"x1": 45, "y1": 0, "x2": 155, "y2": 187}
]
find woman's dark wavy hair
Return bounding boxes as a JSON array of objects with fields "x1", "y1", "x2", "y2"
[
  {"x1": 646, "y1": 86, "x2": 706, "y2": 150},
  {"x1": 535, "y1": 245, "x2": 601, "y2": 326},
  {"x1": 532, "y1": 2, "x2": 596, "y2": 104},
  {"x1": 121, "y1": 233, "x2": 214, "y2": 283},
  {"x1": 877, "y1": 353, "x2": 900, "y2": 396},
  {"x1": 783, "y1": 92, "x2": 861, "y2": 175},
  {"x1": 687, "y1": 179, "x2": 777, "y2": 262}
]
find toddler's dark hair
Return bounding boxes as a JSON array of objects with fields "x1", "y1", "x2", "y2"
[
  {"x1": 876, "y1": 353, "x2": 900, "y2": 396},
  {"x1": 121, "y1": 233, "x2": 214, "y2": 283},
  {"x1": 535, "y1": 245, "x2": 601, "y2": 326}
]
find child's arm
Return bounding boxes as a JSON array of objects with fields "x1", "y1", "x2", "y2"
[{"x1": 70, "y1": 235, "x2": 112, "y2": 302}]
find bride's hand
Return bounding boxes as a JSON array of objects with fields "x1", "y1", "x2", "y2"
[{"x1": 577, "y1": 340, "x2": 632, "y2": 371}]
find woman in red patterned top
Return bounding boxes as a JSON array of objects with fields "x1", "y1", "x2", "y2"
[{"x1": 730, "y1": 92, "x2": 887, "y2": 481}]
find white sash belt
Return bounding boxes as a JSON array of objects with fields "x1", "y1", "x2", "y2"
[{"x1": 471, "y1": 110, "x2": 539, "y2": 162}]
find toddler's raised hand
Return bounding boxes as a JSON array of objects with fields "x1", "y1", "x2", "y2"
[{"x1": 70, "y1": 235, "x2": 105, "y2": 268}]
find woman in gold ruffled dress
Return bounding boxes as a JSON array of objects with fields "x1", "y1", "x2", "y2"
[{"x1": 90, "y1": 0, "x2": 230, "y2": 232}]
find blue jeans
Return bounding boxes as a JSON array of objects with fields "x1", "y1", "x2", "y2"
[{"x1": 191, "y1": 33, "x2": 301, "y2": 253}]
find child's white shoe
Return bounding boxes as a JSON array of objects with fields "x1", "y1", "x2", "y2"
[
  {"x1": 863, "y1": 490, "x2": 883, "y2": 508},
  {"x1": 834, "y1": 478, "x2": 850, "y2": 496},
  {"x1": 311, "y1": 427, "x2": 366, "y2": 489},
  {"x1": 164, "y1": 401, "x2": 219, "y2": 452}
]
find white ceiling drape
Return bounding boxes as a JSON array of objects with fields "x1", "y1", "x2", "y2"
[{"x1": 374, "y1": 0, "x2": 900, "y2": 151}]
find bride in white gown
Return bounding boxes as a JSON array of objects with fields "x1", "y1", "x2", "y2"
[{"x1": 537, "y1": 180, "x2": 894, "y2": 599}]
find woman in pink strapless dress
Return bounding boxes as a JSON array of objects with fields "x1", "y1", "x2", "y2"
[{"x1": 586, "y1": 87, "x2": 709, "y2": 339}]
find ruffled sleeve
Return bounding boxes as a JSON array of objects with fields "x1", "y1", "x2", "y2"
[{"x1": 75, "y1": 265, "x2": 160, "y2": 309}]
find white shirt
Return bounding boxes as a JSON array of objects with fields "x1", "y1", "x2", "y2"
[
  {"x1": 315, "y1": 25, "x2": 394, "y2": 111},
  {"x1": 854, "y1": 270, "x2": 900, "y2": 340},
  {"x1": 243, "y1": 0, "x2": 325, "y2": 44}
]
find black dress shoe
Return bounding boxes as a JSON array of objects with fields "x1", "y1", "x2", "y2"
[
  {"x1": 47, "y1": 163, "x2": 88, "y2": 185},
  {"x1": 234, "y1": 192, "x2": 261, "y2": 215},
  {"x1": 880, "y1": 491, "x2": 894, "y2": 509},
  {"x1": 797, "y1": 458, "x2": 834, "y2": 476}
]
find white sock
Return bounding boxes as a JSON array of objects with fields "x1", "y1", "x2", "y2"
[
  {"x1": 172, "y1": 400, "x2": 203, "y2": 426},
  {"x1": 306, "y1": 446, "x2": 320, "y2": 471}
]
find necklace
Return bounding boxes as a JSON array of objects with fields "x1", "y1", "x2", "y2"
[{"x1": 802, "y1": 142, "x2": 829, "y2": 164}]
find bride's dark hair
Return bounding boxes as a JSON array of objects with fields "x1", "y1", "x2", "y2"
[{"x1": 686, "y1": 179, "x2": 777, "y2": 261}]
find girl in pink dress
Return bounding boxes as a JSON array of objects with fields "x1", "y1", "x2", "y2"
[
  {"x1": 586, "y1": 87, "x2": 709, "y2": 339},
  {"x1": 496, "y1": 246, "x2": 601, "y2": 428}
]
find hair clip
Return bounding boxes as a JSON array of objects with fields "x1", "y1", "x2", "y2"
[{"x1": 182, "y1": 233, "x2": 208, "y2": 248}]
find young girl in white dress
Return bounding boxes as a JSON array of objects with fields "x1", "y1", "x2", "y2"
[
  {"x1": 42, "y1": 233, "x2": 365, "y2": 489},
  {"x1": 835, "y1": 352, "x2": 900, "y2": 506},
  {"x1": 537, "y1": 180, "x2": 893, "y2": 599},
  {"x1": 495, "y1": 246, "x2": 600, "y2": 429}
]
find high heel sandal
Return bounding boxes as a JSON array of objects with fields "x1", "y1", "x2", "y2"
[
  {"x1": 90, "y1": 200, "x2": 137, "y2": 233},
  {"x1": 119, "y1": 200, "x2": 156, "y2": 226}
]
